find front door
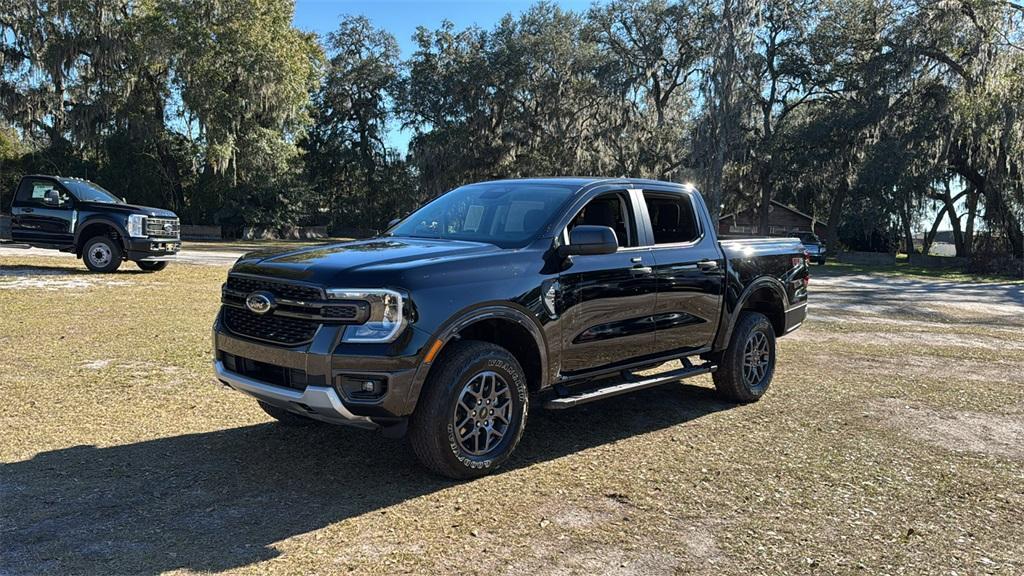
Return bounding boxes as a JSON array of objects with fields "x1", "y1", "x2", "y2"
[
  {"x1": 10, "y1": 178, "x2": 76, "y2": 245},
  {"x1": 557, "y1": 191, "x2": 657, "y2": 375}
]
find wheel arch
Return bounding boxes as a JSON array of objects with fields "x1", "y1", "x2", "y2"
[
  {"x1": 75, "y1": 217, "x2": 128, "y2": 256},
  {"x1": 405, "y1": 304, "x2": 550, "y2": 412},
  {"x1": 713, "y1": 277, "x2": 788, "y2": 350}
]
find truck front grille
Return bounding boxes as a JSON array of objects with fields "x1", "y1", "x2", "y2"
[
  {"x1": 226, "y1": 275, "x2": 322, "y2": 301},
  {"x1": 146, "y1": 217, "x2": 180, "y2": 238},
  {"x1": 223, "y1": 306, "x2": 319, "y2": 346}
]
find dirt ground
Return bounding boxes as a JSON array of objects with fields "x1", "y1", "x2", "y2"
[{"x1": 1, "y1": 253, "x2": 1022, "y2": 575}]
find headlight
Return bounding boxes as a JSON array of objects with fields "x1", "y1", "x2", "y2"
[
  {"x1": 328, "y1": 289, "x2": 406, "y2": 343},
  {"x1": 127, "y1": 214, "x2": 147, "y2": 238}
]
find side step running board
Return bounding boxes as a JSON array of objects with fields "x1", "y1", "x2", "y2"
[{"x1": 544, "y1": 361, "x2": 717, "y2": 410}]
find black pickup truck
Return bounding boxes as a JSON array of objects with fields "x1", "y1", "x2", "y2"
[
  {"x1": 4, "y1": 175, "x2": 180, "y2": 272},
  {"x1": 212, "y1": 178, "x2": 809, "y2": 478}
]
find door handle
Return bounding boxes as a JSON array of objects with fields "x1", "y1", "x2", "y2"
[
  {"x1": 630, "y1": 256, "x2": 643, "y2": 263},
  {"x1": 22, "y1": 208, "x2": 34, "y2": 213},
  {"x1": 697, "y1": 259, "x2": 719, "y2": 271}
]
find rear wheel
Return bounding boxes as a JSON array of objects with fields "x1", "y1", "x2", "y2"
[
  {"x1": 137, "y1": 261, "x2": 168, "y2": 272},
  {"x1": 82, "y1": 236, "x2": 122, "y2": 273},
  {"x1": 409, "y1": 340, "x2": 529, "y2": 479},
  {"x1": 258, "y1": 401, "x2": 318, "y2": 426},
  {"x1": 712, "y1": 311, "x2": 776, "y2": 402}
]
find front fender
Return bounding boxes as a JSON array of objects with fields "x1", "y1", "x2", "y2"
[
  {"x1": 402, "y1": 303, "x2": 551, "y2": 411},
  {"x1": 74, "y1": 215, "x2": 130, "y2": 251}
]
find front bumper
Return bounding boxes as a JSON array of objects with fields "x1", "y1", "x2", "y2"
[
  {"x1": 212, "y1": 313, "x2": 430, "y2": 427},
  {"x1": 127, "y1": 237, "x2": 181, "y2": 261},
  {"x1": 214, "y1": 360, "x2": 378, "y2": 429}
]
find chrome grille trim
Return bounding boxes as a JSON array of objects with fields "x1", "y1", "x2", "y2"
[{"x1": 146, "y1": 217, "x2": 180, "y2": 238}]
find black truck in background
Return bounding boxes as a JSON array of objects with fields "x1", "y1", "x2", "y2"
[
  {"x1": 212, "y1": 178, "x2": 809, "y2": 479},
  {"x1": 3, "y1": 175, "x2": 180, "y2": 272}
]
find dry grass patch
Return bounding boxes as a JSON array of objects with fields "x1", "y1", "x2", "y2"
[
  {"x1": 869, "y1": 398, "x2": 1024, "y2": 460},
  {"x1": 2, "y1": 254, "x2": 1023, "y2": 575}
]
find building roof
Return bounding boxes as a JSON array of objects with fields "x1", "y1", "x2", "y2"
[{"x1": 719, "y1": 199, "x2": 819, "y2": 224}]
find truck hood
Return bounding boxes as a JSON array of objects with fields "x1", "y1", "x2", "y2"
[
  {"x1": 78, "y1": 201, "x2": 177, "y2": 218},
  {"x1": 231, "y1": 237, "x2": 502, "y2": 285}
]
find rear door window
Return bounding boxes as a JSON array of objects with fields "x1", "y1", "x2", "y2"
[{"x1": 643, "y1": 192, "x2": 700, "y2": 245}]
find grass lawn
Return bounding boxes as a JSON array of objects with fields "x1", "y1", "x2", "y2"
[{"x1": 1, "y1": 255, "x2": 1022, "y2": 575}]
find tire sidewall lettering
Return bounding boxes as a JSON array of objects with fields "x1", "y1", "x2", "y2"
[{"x1": 446, "y1": 356, "x2": 528, "y2": 470}]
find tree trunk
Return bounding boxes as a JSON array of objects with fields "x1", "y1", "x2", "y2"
[
  {"x1": 901, "y1": 197, "x2": 916, "y2": 255},
  {"x1": 825, "y1": 158, "x2": 853, "y2": 250},
  {"x1": 922, "y1": 203, "x2": 948, "y2": 256},
  {"x1": 964, "y1": 186, "x2": 978, "y2": 257},
  {"x1": 949, "y1": 142, "x2": 1024, "y2": 258},
  {"x1": 757, "y1": 163, "x2": 773, "y2": 235},
  {"x1": 940, "y1": 180, "x2": 965, "y2": 256}
]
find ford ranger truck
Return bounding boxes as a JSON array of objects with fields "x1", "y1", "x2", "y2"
[
  {"x1": 7, "y1": 175, "x2": 180, "y2": 272},
  {"x1": 212, "y1": 178, "x2": 809, "y2": 479}
]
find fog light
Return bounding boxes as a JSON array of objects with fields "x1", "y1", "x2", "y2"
[{"x1": 337, "y1": 374, "x2": 387, "y2": 401}]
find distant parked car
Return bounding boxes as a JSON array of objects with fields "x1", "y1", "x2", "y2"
[
  {"x1": 797, "y1": 232, "x2": 826, "y2": 265},
  {"x1": 7, "y1": 175, "x2": 180, "y2": 272}
]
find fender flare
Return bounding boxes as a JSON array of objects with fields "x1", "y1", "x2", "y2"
[
  {"x1": 713, "y1": 276, "x2": 789, "y2": 351},
  {"x1": 404, "y1": 303, "x2": 550, "y2": 409},
  {"x1": 74, "y1": 216, "x2": 129, "y2": 253}
]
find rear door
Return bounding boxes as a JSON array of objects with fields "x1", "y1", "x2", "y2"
[
  {"x1": 556, "y1": 190, "x2": 657, "y2": 374},
  {"x1": 638, "y1": 188, "x2": 725, "y2": 356},
  {"x1": 10, "y1": 178, "x2": 76, "y2": 245}
]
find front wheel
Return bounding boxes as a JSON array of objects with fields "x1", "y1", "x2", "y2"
[
  {"x1": 409, "y1": 340, "x2": 529, "y2": 479},
  {"x1": 712, "y1": 311, "x2": 776, "y2": 402},
  {"x1": 137, "y1": 261, "x2": 168, "y2": 272},
  {"x1": 82, "y1": 236, "x2": 122, "y2": 273}
]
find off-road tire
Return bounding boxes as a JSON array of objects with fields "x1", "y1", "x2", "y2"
[
  {"x1": 82, "y1": 236, "x2": 123, "y2": 273},
  {"x1": 712, "y1": 311, "x2": 776, "y2": 403},
  {"x1": 137, "y1": 261, "x2": 168, "y2": 272},
  {"x1": 258, "y1": 401, "x2": 319, "y2": 426},
  {"x1": 409, "y1": 340, "x2": 529, "y2": 479}
]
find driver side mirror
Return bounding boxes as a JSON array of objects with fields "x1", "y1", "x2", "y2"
[
  {"x1": 557, "y1": 225, "x2": 619, "y2": 258},
  {"x1": 42, "y1": 189, "x2": 60, "y2": 206}
]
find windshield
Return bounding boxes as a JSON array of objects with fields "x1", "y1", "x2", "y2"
[
  {"x1": 388, "y1": 182, "x2": 577, "y2": 248},
  {"x1": 61, "y1": 179, "x2": 122, "y2": 204}
]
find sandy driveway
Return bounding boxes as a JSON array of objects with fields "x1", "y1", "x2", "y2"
[{"x1": 807, "y1": 268, "x2": 1024, "y2": 327}]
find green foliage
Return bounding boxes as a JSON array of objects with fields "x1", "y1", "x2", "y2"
[{"x1": 1, "y1": 0, "x2": 1022, "y2": 256}]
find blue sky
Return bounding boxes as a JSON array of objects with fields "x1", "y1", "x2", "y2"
[{"x1": 293, "y1": 0, "x2": 598, "y2": 151}]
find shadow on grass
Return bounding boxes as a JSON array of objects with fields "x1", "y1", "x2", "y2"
[{"x1": 0, "y1": 384, "x2": 731, "y2": 575}]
